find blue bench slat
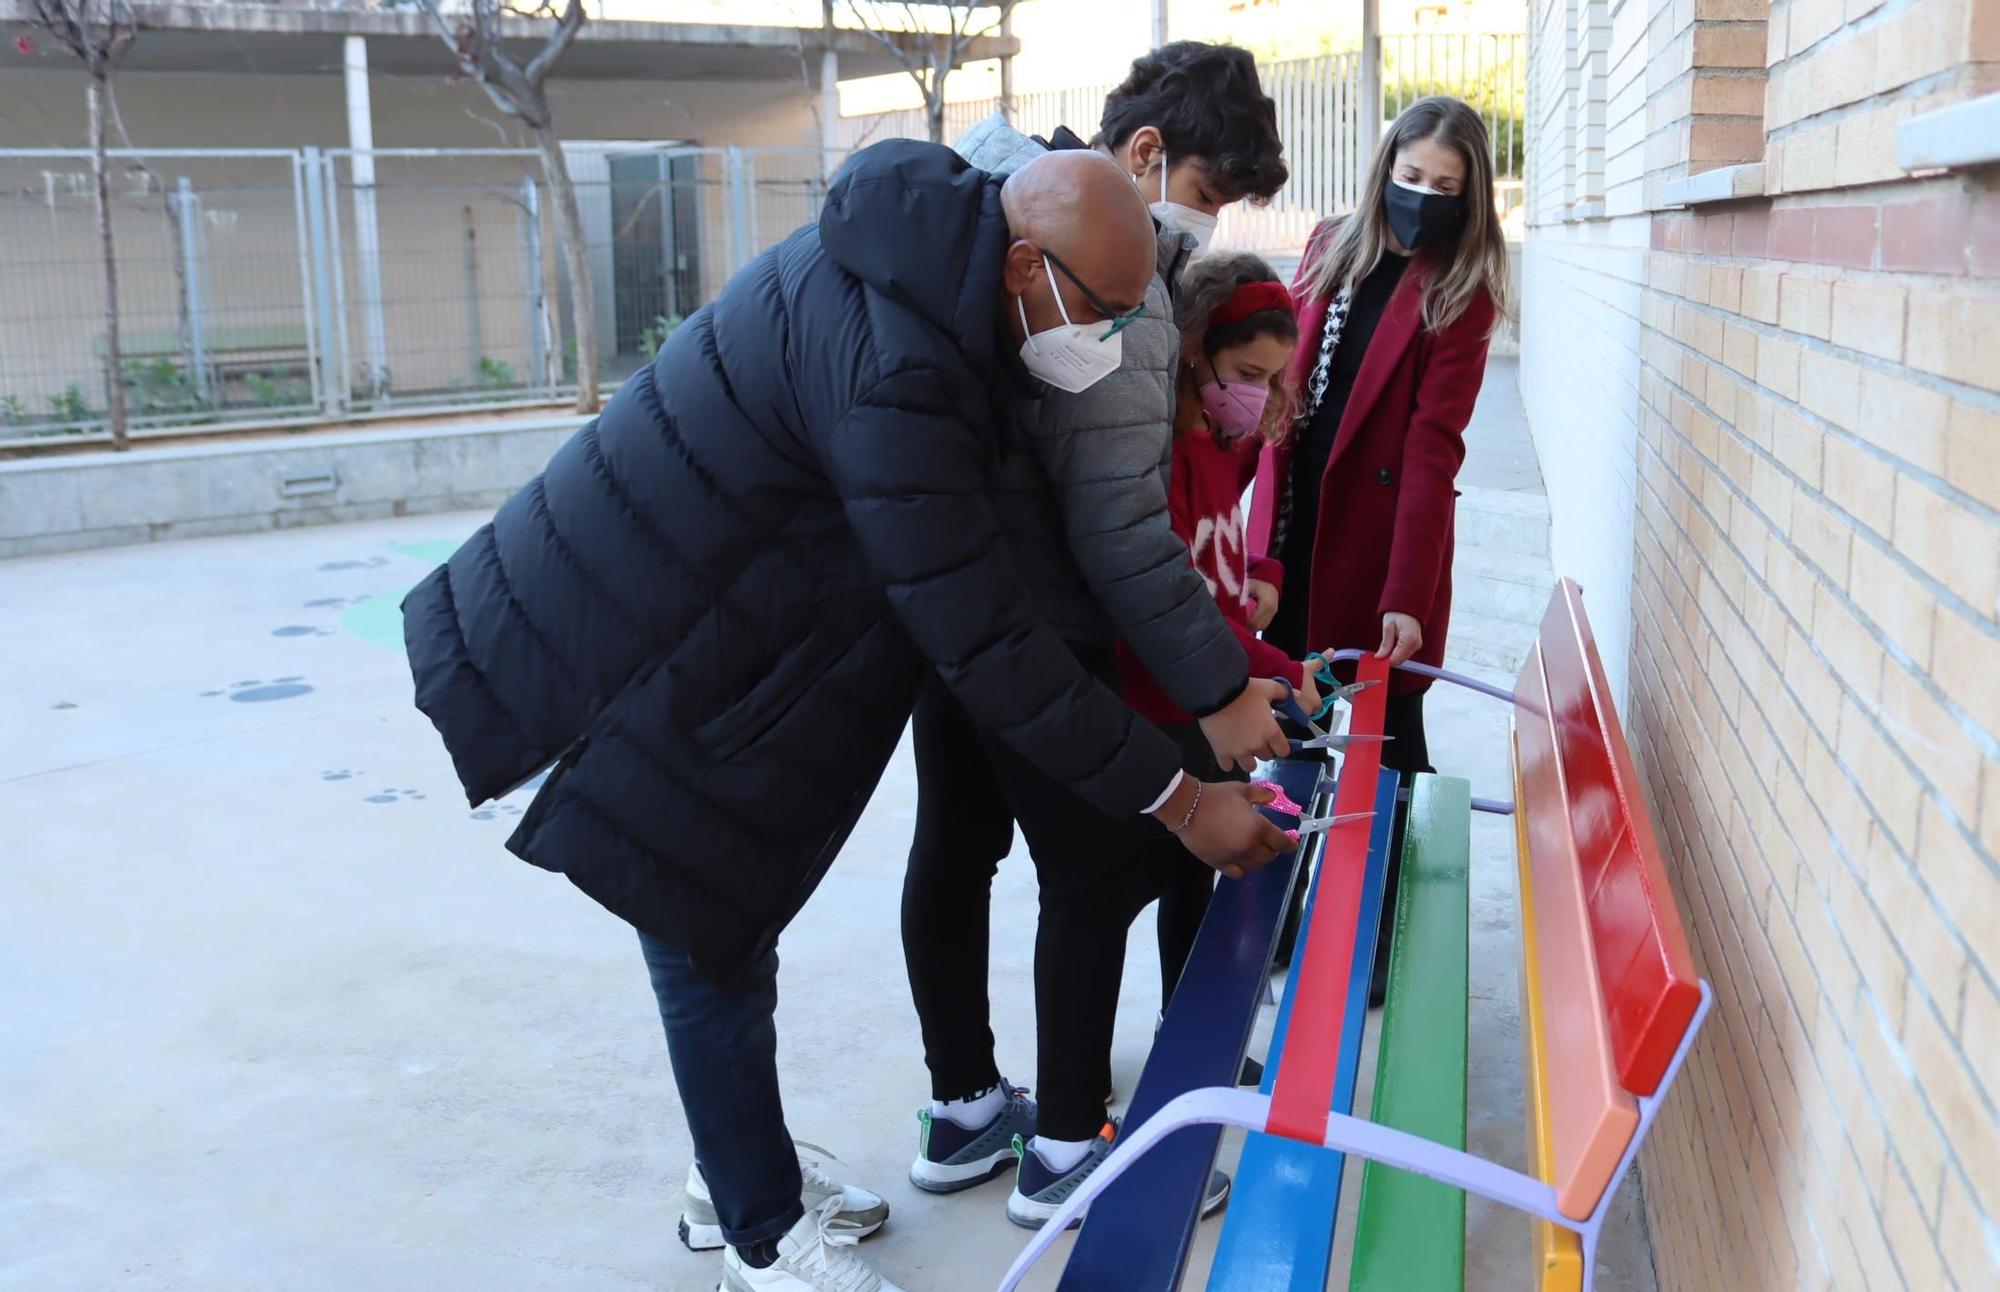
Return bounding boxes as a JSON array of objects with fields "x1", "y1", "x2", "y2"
[
  {"x1": 1204, "y1": 769, "x2": 1401, "y2": 1292},
  {"x1": 1056, "y1": 758, "x2": 1329, "y2": 1292}
]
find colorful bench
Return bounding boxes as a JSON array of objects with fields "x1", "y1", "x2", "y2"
[{"x1": 997, "y1": 578, "x2": 1710, "y2": 1292}]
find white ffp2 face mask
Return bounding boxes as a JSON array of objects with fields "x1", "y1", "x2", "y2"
[
  {"x1": 1147, "y1": 150, "x2": 1218, "y2": 254},
  {"x1": 1016, "y1": 255, "x2": 1123, "y2": 394}
]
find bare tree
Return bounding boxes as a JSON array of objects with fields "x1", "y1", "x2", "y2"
[
  {"x1": 841, "y1": 1, "x2": 1016, "y2": 144},
  {"x1": 29, "y1": 0, "x2": 137, "y2": 448},
  {"x1": 421, "y1": 0, "x2": 601, "y2": 413}
]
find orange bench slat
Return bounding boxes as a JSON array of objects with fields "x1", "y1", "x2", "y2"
[
  {"x1": 1514, "y1": 642, "x2": 1638, "y2": 1220},
  {"x1": 1511, "y1": 736, "x2": 1584, "y2": 1290}
]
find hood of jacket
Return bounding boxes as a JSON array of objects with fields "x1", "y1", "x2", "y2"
[
  {"x1": 954, "y1": 113, "x2": 1198, "y2": 291},
  {"x1": 820, "y1": 139, "x2": 1011, "y2": 369}
]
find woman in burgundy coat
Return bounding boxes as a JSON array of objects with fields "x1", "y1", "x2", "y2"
[{"x1": 1246, "y1": 96, "x2": 1511, "y2": 1001}]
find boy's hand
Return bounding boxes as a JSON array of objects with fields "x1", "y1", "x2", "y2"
[
  {"x1": 1246, "y1": 578, "x2": 1280, "y2": 631},
  {"x1": 1152, "y1": 779, "x2": 1294, "y2": 879},
  {"x1": 1200, "y1": 678, "x2": 1293, "y2": 772}
]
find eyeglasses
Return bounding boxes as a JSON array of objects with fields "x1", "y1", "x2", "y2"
[{"x1": 1042, "y1": 249, "x2": 1146, "y2": 341}]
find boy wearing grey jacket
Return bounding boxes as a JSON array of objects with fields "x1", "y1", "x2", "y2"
[{"x1": 900, "y1": 42, "x2": 1293, "y2": 1227}]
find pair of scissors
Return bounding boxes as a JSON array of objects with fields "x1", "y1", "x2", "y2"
[
  {"x1": 1270, "y1": 676, "x2": 1393, "y2": 756},
  {"x1": 1291, "y1": 809, "x2": 1377, "y2": 836},
  {"x1": 1303, "y1": 652, "x2": 1386, "y2": 722}
]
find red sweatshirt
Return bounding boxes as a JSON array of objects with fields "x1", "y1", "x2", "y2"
[{"x1": 1119, "y1": 425, "x2": 1303, "y2": 725}]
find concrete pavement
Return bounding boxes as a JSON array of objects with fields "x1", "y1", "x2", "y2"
[{"x1": 2, "y1": 446, "x2": 1656, "y2": 1289}]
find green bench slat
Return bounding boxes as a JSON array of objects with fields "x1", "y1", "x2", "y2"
[{"x1": 1348, "y1": 773, "x2": 1472, "y2": 1292}]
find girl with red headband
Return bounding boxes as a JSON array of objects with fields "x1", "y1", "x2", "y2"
[{"x1": 1117, "y1": 253, "x2": 1321, "y2": 1011}]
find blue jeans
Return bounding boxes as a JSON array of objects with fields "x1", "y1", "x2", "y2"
[{"x1": 637, "y1": 931, "x2": 803, "y2": 1247}]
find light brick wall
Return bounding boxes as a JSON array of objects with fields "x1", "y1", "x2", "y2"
[{"x1": 1524, "y1": 0, "x2": 2000, "y2": 1282}]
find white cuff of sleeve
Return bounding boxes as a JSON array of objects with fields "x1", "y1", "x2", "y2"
[{"x1": 1142, "y1": 770, "x2": 1187, "y2": 817}]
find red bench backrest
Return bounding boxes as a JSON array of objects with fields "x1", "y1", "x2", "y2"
[{"x1": 1526, "y1": 579, "x2": 1701, "y2": 1096}]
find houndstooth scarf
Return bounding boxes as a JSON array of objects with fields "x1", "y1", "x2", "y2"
[{"x1": 1273, "y1": 284, "x2": 1355, "y2": 554}]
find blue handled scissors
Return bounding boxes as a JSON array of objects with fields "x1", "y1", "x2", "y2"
[{"x1": 1270, "y1": 676, "x2": 1393, "y2": 756}]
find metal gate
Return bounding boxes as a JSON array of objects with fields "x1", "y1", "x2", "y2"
[
  {"x1": 0, "y1": 148, "x2": 319, "y2": 443},
  {"x1": 0, "y1": 144, "x2": 841, "y2": 447}
]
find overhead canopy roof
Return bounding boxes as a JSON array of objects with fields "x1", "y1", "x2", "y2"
[{"x1": 0, "y1": 2, "x2": 1018, "y2": 81}]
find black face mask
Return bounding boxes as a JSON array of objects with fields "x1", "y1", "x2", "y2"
[{"x1": 1384, "y1": 179, "x2": 1466, "y2": 251}]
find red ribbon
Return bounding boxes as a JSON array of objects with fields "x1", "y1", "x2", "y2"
[{"x1": 1210, "y1": 279, "x2": 1295, "y2": 329}]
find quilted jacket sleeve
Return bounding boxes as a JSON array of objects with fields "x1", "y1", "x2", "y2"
[
  {"x1": 1023, "y1": 300, "x2": 1250, "y2": 718},
  {"x1": 823, "y1": 365, "x2": 1183, "y2": 817}
]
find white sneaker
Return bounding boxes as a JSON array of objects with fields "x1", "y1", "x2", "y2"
[
  {"x1": 683, "y1": 1142, "x2": 889, "y2": 1251},
  {"x1": 719, "y1": 1197, "x2": 905, "y2": 1292}
]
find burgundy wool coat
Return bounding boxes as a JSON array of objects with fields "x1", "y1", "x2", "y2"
[{"x1": 1246, "y1": 217, "x2": 1497, "y2": 696}]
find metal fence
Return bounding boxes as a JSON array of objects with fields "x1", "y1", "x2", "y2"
[
  {"x1": 0, "y1": 144, "x2": 839, "y2": 447},
  {"x1": 837, "y1": 36, "x2": 1527, "y2": 253}
]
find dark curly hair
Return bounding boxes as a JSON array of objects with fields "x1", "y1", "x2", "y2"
[{"x1": 1094, "y1": 42, "x2": 1289, "y2": 204}]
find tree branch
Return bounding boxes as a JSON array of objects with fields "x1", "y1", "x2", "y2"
[{"x1": 522, "y1": 0, "x2": 586, "y2": 87}]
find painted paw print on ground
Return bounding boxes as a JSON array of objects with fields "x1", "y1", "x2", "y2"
[
  {"x1": 200, "y1": 677, "x2": 315, "y2": 703},
  {"x1": 470, "y1": 804, "x2": 525, "y2": 821},
  {"x1": 365, "y1": 788, "x2": 426, "y2": 804},
  {"x1": 272, "y1": 625, "x2": 336, "y2": 638},
  {"x1": 322, "y1": 769, "x2": 362, "y2": 782},
  {"x1": 318, "y1": 557, "x2": 391, "y2": 572},
  {"x1": 303, "y1": 596, "x2": 368, "y2": 609}
]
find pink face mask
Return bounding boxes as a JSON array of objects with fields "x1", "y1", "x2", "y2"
[{"x1": 1198, "y1": 372, "x2": 1270, "y2": 442}]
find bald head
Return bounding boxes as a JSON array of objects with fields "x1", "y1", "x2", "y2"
[{"x1": 1000, "y1": 149, "x2": 1157, "y2": 342}]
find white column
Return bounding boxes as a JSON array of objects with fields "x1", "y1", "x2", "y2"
[
  {"x1": 821, "y1": 1, "x2": 840, "y2": 178},
  {"x1": 999, "y1": 6, "x2": 1015, "y2": 123},
  {"x1": 1360, "y1": 0, "x2": 1382, "y2": 173},
  {"x1": 342, "y1": 34, "x2": 388, "y2": 393},
  {"x1": 1151, "y1": 0, "x2": 1168, "y2": 47}
]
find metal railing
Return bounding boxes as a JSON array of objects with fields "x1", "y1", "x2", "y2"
[
  {"x1": 0, "y1": 144, "x2": 839, "y2": 447},
  {"x1": 836, "y1": 37, "x2": 1527, "y2": 255}
]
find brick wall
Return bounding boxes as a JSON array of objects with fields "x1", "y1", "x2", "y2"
[{"x1": 1523, "y1": 0, "x2": 2000, "y2": 1283}]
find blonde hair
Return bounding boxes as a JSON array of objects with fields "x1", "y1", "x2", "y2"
[
  {"x1": 1175, "y1": 251, "x2": 1299, "y2": 443},
  {"x1": 1303, "y1": 96, "x2": 1510, "y2": 334}
]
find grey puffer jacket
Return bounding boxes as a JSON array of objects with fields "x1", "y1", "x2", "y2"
[{"x1": 954, "y1": 114, "x2": 1249, "y2": 717}]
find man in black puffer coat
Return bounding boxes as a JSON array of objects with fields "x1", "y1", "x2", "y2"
[{"x1": 402, "y1": 143, "x2": 1291, "y2": 1288}]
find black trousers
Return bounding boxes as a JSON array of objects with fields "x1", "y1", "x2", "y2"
[{"x1": 901, "y1": 644, "x2": 1165, "y2": 1142}]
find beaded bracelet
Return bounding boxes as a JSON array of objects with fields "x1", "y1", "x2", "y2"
[{"x1": 1167, "y1": 779, "x2": 1204, "y2": 834}]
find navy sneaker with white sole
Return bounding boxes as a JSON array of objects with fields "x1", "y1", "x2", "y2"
[
  {"x1": 908, "y1": 1083, "x2": 1037, "y2": 1194},
  {"x1": 1005, "y1": 1122, "x2": 1231, "y2": 1230}
]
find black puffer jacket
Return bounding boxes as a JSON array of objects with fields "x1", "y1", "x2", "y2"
[{"x1": 403, "y1": 141, "x2": 1181, "y2": 974}]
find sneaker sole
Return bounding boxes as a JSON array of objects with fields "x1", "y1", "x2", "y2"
[
  {"x1": 1005, "y1": 1196, "x2": 1085, "y2": 1231},
  {"x1": 683, "y1": 1212, "x2": 886, "y2": 1252},
  {"x1": 909, "y1": 1147, "x2": 1017, "y2": 1194},
  {"x1": 680, "y1": 1215, "x2": 726, "y2": 1252},
  {"x1": 1201, "y1": 1175, "x2": 1232, "y2": 1218},
  {"x1": 1002, "y1": 1177, "x2": 1227, "y2": 1231}
]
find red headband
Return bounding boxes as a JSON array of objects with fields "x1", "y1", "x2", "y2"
[{"x1": 1210, "y1": 279, "x2": 1294, "y2": 329}]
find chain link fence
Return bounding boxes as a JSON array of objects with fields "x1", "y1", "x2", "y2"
[{"x1": 0, "y1": 144, "x2": 839, "y2": 448}]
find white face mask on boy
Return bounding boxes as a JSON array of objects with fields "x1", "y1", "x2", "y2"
[
  {"x1": 1016, "y1": 255, "x2": 1123, "y2": 394},
  {"x1": 1147, "y1": 150, "x2": 1218, "y2": 254}
]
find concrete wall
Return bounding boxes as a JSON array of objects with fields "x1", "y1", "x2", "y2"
[
  {"x1": 0, "y1": 65, "x2": 822, "y2": 153},
  {"x1": 0, "y1": 417, "x2": 583, "y2": 559},
  {"x1": 1519, "y1": 222, "x2": 1646, "y2": 704},
  {"x1": 1524, "y1": 0, "x2": 2000, "y2": 1284}
]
